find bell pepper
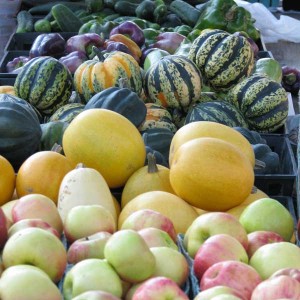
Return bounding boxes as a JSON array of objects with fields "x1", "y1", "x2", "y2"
[
  {"x1": 29, "y1": 33, "x2": 66, "y2": 59},
  {"x1": 281, "y1": 66, "x2": 300, "y2": 96},
  {"x1": 194, "y1": 0, "x2": 261, "y2": 41},
  {"x1": 105, "y1": 41, "x2": 132, "y2": 55},
  {"x1": 174, "y1": 25, "x2": 193, "y2": 37},
  {"x1": 109, "y1": 21, "x2": 145, "y2": 47},
  {"x1": 58, "y1": 51, "x2": 88, "y2": 74},
  {"x1": 65, "y1": 33, "x2": 105, "y2": 57},
  {"x1": 149, "y1": 32, "x2": 185, "y2": 54},
  {"x1": 143, "y1": 28, "x2": 161, "y2": 47},
  {"x1": 79, "y1": 20, "x2": 118, "y2": 39},
  {"x1": 6, "y1": 56, "x2": 30, "y2": 73}
]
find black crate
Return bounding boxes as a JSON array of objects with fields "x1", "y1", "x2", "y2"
[
  {"x1": 0, "y1": 77, "x2": 16, "y2": 86},
  {"x1": 4, "y1": 32, "x2": 78, "y2": 52},
  {"x1": 254, "y1": 134, "x2": 297, "y2": 196},
  {"x1": 0, "y1": 50, "x2": 29, "y2": 78}
]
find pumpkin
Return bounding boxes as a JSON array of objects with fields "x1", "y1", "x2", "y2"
[
  {"x1": 169, "y1": 121, "x2": 255, "y2": 167},
  {"x1": 188, "y1": 29, "x2": 254, "y2": 91},
  {"x1": 226, "y1": 74, "x2": 288, "y2": 132},
  {"x1": 169, "y1": 137, "x2": 254, "y2": 212},
  {"x1": 0, "y1": 156, "x2": 16, "y2": 206},
  {"x1": 14, "y1": 56, "x2": 73, "y2": 117},
  {"x1": 74, "y1": 50, "x2": 143, "y2": 103},
  {"x1": 49, "y1": 103, "x2": 85, "y2": 123},
  {"x1": 121, "y1": 153, "x2": 176, "y2": 208},
  {"x1": 143, "y1": 55, "x2": 202, "y2": 110},
  {"x1": 84, "y1": 83, "x2": 147, "y2": 127},
  {"x1": 184, "y1": 100, "x2": 248, "y2": 128},
  {"x1": 0, "y1": 100, "x2": 42, "y2": 171},
  {"x1": 62, "y1": 109, "x2": 146, "y2": 188}
]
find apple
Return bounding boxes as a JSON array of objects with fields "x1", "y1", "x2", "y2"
[
  {"x1": 200, "y1": 260, "x2": 262, "y2": 300},
  {"x1": 120, "y1": 209, "x2": 177, "y2": 242},
  {"x1": 63, "y1": 204, "x2": 116, "y2": 243},
  {"x1": 67, "y1": 231, "x2": 112, "y2": 264},
  {"x1": 150, "y1": 246, "x2": 189, "y2": 287},
  {"x1": 0, "y1": 265, "x2": 62, "y2": 300},
  {"x1": 138, "y1": 227, "x2": 178, "y2": 250},
  {"x1": 249, "y1": 242, "x2": 300, "y2": 280},
  {"x1": 297, "y1": 218, "x2": 299, "y2": 242},
  {"x1": 104, "y1": 229, "x2": 156, "y2": 283},
  {"x1": 62, "y1": 258, "x2": 123, "y2": 299},
  {"x1": 246, "y1": 230, "x2": 285, "y2": 257},
  {"x1": 132, "y1": 276, "x2": 189, "y2": 300},
  {"x1": 210, "y1": 296, "x2": 243, "y2": 300},
  {"x1": 239, "y1": 198, "x2": 294, "y2": 241},
  {"x1": 193, "y1": 233, "x2": 249, "y2": 281},
  {"x1": 1, "y1": 199, "x2": 18, "y2": 223},
  {"x1": 184, "y1": 212, "x2": 248, "y2": 258},
  {"x1": 270, "y1": 267, "x2": 300, "y2": 283},
  {"x1": 8, "y1": 218, "x2": 60, "y2": 238},
  {"x1": 12, "y1": 193, "x2": 63, "y2": 235},
  {"x1": 194, "y1": 286, "x2": 246, "y2": 300},
  {"x1": 71, "y1": 290, "x2": 121, "y2": 300},
  {"x1": 124, "y1": 282, "x2": 142, "y2": 300},
  {"x1": 0, "y1": 206, "x2": 8, "y2": 249},
  {"x1": 251, "y1": 275, "x2": 300, "y2": 299},
  {"x1": 2, "y1": 227, "x2": 67, "y2": 283}
]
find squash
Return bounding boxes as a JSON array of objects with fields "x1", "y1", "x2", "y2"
[
  {"x1": 0, "y1": 86, "x2": 15, "y2": 96},
  {"x1": 16, "y1": 144, "x2": 74, "y2": 204},
  {"x1": 233, "y1": 127, "x2": 267, "y2": 145},
  {"x1": 0, "y1": 156, "x2": 16, "y2": 206},
  {"x1": 143, "y1": 55, "x2": 202, "y2": 110},
  {"x1": 121, "y1": 153, "x2": 175, "y2": 208},
  {"x1": 169, "y1": 121, "x2": 255, "y2": 168},
  {"x1": 188, "y1": 29, "x2": 254, "y2": 91},
  {"x1": 57, "y1": 165, "x2": 117, "y2": 224},
  {"x1": 49, "y1": 103, "x2": 85, "y2": 123},
  {"x1": 74, "y1": 50, "x2": 143, "y2": 103},
  {"x1": 145, "y1": 146, "x2": 168, "y2": 168},
  {"x1": 253, "y1": 144, "x2": 280, "y2": 174},
  {"x1": 14, "y1": 56, "x2": 73, "y2": 117},
  {"x1": 226, "y1": 74, "x2": 289, "y2": 133},
  {"x1": 62, "y1": 109, "x2": 146, "y2": 188},
  {"x1": 169, "y1": 137, "x2": 254, "y2": 212},
  {"x1": 0, "y1": 99, "x2": 42, "y2": 172}
]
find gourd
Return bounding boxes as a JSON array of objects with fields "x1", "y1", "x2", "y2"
[
  {"x1": 253, "y1": 144, "x2": 280, "y2": 174},
  {"x1": 49, "y1": 103, "x2": 85, "y2": 123},
  {"x1": 226, "y1": 74, "x2": 288, "y2": 132},
  {"x1": 74, "y1": 50, "x2": 143, "y2": 103},
  {"x1": 143, "y1": 55, "x2": 202, "y2": 110},
  {"x1": 188, "y1": 29, "x2": 254, "y2": 92},
  {"x1": 233, "y1": 127, "x2": 267, "y2": 145},
  {"x1": 14, "y1": 56, "x2": 73, "y2": 117}
]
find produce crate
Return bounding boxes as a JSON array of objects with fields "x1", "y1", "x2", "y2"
[
  {"x1": 0, "y1": 77, "x2": 16, "y2": 86},
  {"x1": 254, "y1": 134, "x2": 297, "y2": 196}
]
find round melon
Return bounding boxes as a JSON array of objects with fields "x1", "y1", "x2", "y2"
[
  {"x1": 62, "y1": 109, "x2": 146, "y2": 188},
  {"x1": 169, "y1": 137, "x2": 254, "y2": 211}
]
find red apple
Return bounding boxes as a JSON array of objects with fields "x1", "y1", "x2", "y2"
[
  {"x1": 270, "y1": 267, "x2": 300, "y2": 283},
  {"x1": 247, "y1": 230, "x2": 285, "y2": 258},
  {"x1": 200, "y1": 260, "x2": 262, "y2": 300},
  {"x1": 194, "y1": 234, "x2": 249, "y2": 281},
  {"x1": 251, "y1": 275, "x2": 300, "y2": 299},
  {"x1": 0, "y1": 206, "x2": 8, "y2": 249}
]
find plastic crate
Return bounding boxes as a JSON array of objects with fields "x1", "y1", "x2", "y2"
[
  {"x1": 254, "y1": 134, "x2": 297, "y2": 196},
  {"x1": 0, "y1": 77, "x2": 16, "y2": 86}
]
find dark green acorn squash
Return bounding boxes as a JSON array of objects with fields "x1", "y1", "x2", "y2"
[
  {"x1": 233, "y1": 127, "x2": 267, "y2": 145},
  {"x1": 84, "y1": 86, "x2": 147, "y2": 127},
  {"x1": 0, "y1": 100, "x2": 42, "y2": 171},
  {"x1": 49, "y1": 103, "x2": 85, "y2": 123},
  {"x1": 184, "y1": 100, "x2": 249, "y2": 128},
  {"x1": 226, "y1": 74, "x2": 289, "y2": 133},
  {"x1": 14, "y1": 56, "x2": 73, "y2": 117}
]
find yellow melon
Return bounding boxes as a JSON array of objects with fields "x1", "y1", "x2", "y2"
[
  {"x1": 170, "y1": 137, "x2": 254, "y2": 212},
  {"x1": 169, "y1": 121, "x2": 255, "y2": 167},
  {"x1": 0, "y1": 156, "x2": 16, "y2": 206},
  {"x1": 118, "y1": 191, "x2": 199, "y2": 234}
]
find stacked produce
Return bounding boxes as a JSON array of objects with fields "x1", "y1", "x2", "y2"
[{"x1": 0, "y1": 0, "x2": 299, "y2": 299}]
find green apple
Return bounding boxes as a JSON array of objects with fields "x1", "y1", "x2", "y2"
[
  {"x1": 71, "y1": 290, "x2": 121, "y2": 300},
  {"x1": 239, "y1": 198, "x2": 295, "y2": 241},
  {"x1": 62, "y1": 258, "x2": 123, "y2": 300},
  {"x1": 2, "y1": 227, "x2": 67, "y2": 283},
  {"x1": 249, "y1": 241, "x2": 300, "y2": 279},
  {"x1": 64, "y1": 204, "x2": 116, "y2": 243},
  {"x1": 194, "y1": 286, "x2": 245, "y2": 300},
  {"x1": 104, "y1": 229, "x2": 156, "y2": 283},
  {"x1": 0, "y1": 265, "x2": 62, "y2": 300},
  {"x1": 150, "y1": 246, "x2": 189, "y2": 287}
]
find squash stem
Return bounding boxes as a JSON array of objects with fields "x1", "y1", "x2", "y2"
[
  {"x1": 147, "y1": 152, "x2": 159, "y2": 173},
  {"x1": 51, "y1": 142, "x2": 63, "y2": 153},
  {"x1": 91, "y1": 46, "x2": 105, "y2": 62}
]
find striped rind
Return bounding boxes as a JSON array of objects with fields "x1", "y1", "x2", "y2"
[
  {"x1": 14, "y1": 56, "x2": 73, "y2": 116},
  {"x1": 144, "y1": 55, "x2": 202, "y2": 109},
  {"x1": 49, "y1": 103, "x2": 85, "y2": 123},
  {"x1": 184, "y1": 100, "x2": 248, "y2": 128},
  {"x1": 226, "y1": 74, "x2": 289, "y2": 132}
]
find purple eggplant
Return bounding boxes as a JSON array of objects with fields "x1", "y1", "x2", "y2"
[
  {"x1": 65, "y1": 33, "x2": 104, "y2": 57},
  {"x1": 109, "y1": 21, "x2": 145, "y2": 47},
  {"x1": 59, "y1": 51, "x2": 88, "y2": 74},
  {"x1": 29, "y1": 33, "x2": 66, "y2": 59},
  {"x1": 6, "y1": 56, "x2": 31, "y2": 73},
  {"x1": 281, "y1": 65, "x2": 300, "y2": 95},
  {"x1": 149, "y1": 32, "x2": 185, "y2": 54}
]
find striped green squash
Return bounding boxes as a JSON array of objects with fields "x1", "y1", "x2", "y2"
[
  {"x1": 226, "y1": 74, "x2": 288, "y2": 132},
  {"x1": 49, "y1": 103, "x2": 85, "y2": 123},
  {"x1": 143, "y1": 55, "x2": 202, "y2": 110},
  {"x1": 188, "y1": 29, "x2": 254, "y2": 92},
  {"x1": 184, "y1": 100, "x2": 248, "y2": 128},
  {"x1": 14, "y1": 56, "x2": 73, "y2": 117}
]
